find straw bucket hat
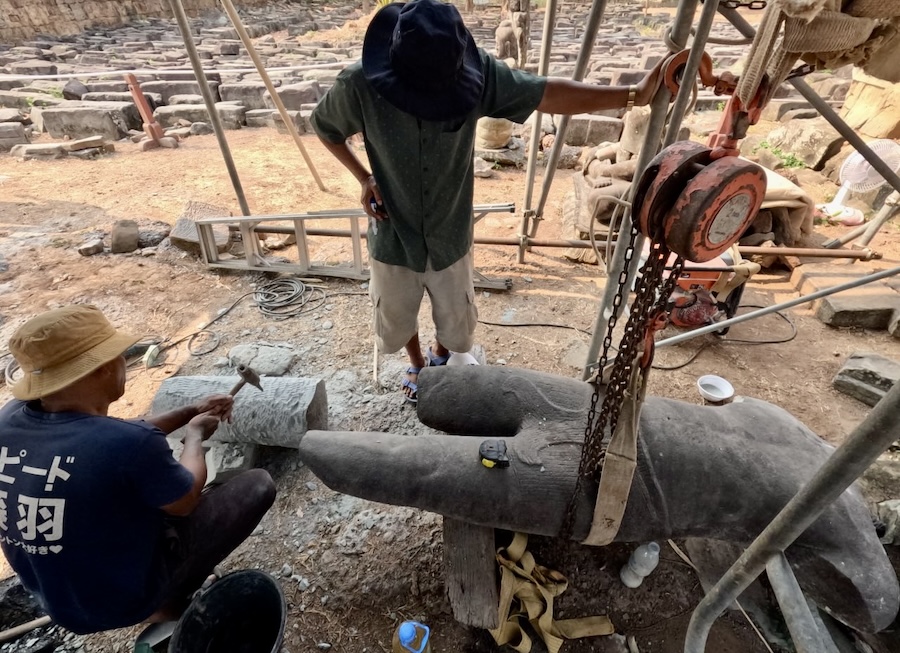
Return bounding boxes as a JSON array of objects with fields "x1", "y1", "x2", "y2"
[{"x1": 9, "y1": 305, "x2": 139, "y2": 401}]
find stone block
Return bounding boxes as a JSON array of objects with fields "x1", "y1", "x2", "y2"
[
  {"x1": 766, "y1": 116, "x2": 845, "y2": 170},
  {"x1": 162, "y1": 71, "x2": 222, "y2": 83},
  {"x1": 302, "y1": 69, "x2": 340, "y2": 85},
  {"x1": 168, "y1": 200, "x2": 231, "y2": 255},
  {"x1": 816, "y1": 293, "x2": 900, "y2": 330},
  {"x1": 833, "y1": 352, "x2": 900, "y2": 406},
  {"x1": 165, "y1": 127, "x2": 192, "y2": 138},
  {"x1": 813, "y1": 78, "x2": 851, "y2": 102},
  {"x1": 219, "y1": 82, "x2": 270, "y2": 110},
  {"x1": 140, "y1": 80, "x2": 220, "y2": 104},
  {"x1": 151, "y1": 105, "x2": 203, "y2": 128},
  {"x1": 756, "y1": 149, "x2": 784, "y2": 171},
  {"x1": 190, "y1": 122, "x2": 214, "y2": 136},
  {"x1": 86, "y1": 81, "x2": 129, "y2": 93},
  {"x1": 69, "y1": 148, "x2": 104, "y2": 160},
  {"x1": 168, "y1": 94, "x2": 204, "y2": 105},
  {"x1": 217, "y1": 103, "x2": 246, "y2": 129},
  {"x1": 779, "y1": 108, "x2": 819, "y2": 123},
  {"x1": 152, "y1": 376, "x2": 328, "y2": 448},
  {"x1": 110, "y1": 219, "x2": 140, "y2": 253},
  {"x1": 228, "y1": 343, "x2": 296, "y2": 376},
  {"x1": 216, "y1": 41, "x2": 241, "y2": 56},
  {"x1": 609, "y1": 69, "x2": 650, "y2": 86},
  {"x1": 245, "y1": 109, "x2": 274, "y2": 128},
  {"x1": 81, "y1": 91, "x2": 162, "y2": 110},
  {"x1": 10, "y1": 143, "x2": 65, "y2": 160},
  {"x1": 840, "y1": 73, "x2": 900, "y2": 140},
  {"x1": 0, "y1": 122, "x2": 28, "y2": 152},
  {"x1": 153, "y1": 103, "x2": 244, "y2": 129},
  {"x1": 563, "y1": 114, "x2": 623, "y2": 147},
  {"x1": 77, "y1": 239, "x2": 105, "y2": 256},
  {"x1": 264, "y1": 81, "x2": 322, "y2": 111},
  {"x1": 792, "y1": 263, "x2": 900, "y2": 328},
  {"x1": 8, "y1": 60, "x2": 57, "y2": 76},
  {"x1": 640, "y1": 54, "x2": 663, "y2": 69},
  {"x1": 889, "y1": 311, "x2": 900, "y2": 339},
  {"x1": 62, "y1": 79, "x2": 88, "y2": 100},
  {"x1": 0, "y1": 90, "x2": 62, "y2": 110},
  {"x1": 62, "y1": 135, "x2": 105, "y2": 152},
  {"x1": 40, "y1": 103, "x2": 139, "y2": 140},
  {"x1": 761, "y1": 100, "x2": 814, "y2": 122},
  {"x1": 0, "y1": 108, "x2": 26, "y2": 123},
  {"x1": 169, "y1": 217, "x2": 217, "y2": 253},
  {"x1": 272, "y1": 110, "x2": 306, "y2": 134}
]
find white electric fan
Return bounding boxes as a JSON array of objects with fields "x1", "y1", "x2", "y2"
[{"x1": 817, "y1": 140, "x2": 900, "y2": 226}]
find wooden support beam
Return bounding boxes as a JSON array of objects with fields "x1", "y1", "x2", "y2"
[{"x1": 442, "y1": 518, "x2": 499, "y2": 629}]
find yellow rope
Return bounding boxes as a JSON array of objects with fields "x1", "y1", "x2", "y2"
[{"x1": 491, "y1": 533, "x2": 615, "y2": 653}]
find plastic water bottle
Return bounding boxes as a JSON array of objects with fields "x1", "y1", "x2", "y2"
[
  {"x1": 620, "y1": 542, "x2": 660, "y2": 588},
  {"x1": 392, "y1": 621, "x2": 432, "y2": 653}
]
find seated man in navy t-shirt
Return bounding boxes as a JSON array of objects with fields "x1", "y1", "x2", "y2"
[{"x1": 0, "y1": 305, "x2": 277, "y2": 634}]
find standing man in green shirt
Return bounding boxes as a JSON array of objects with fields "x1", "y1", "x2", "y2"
[{"x1": 311, "y1": 0, "x2": 666, "y2": 402}]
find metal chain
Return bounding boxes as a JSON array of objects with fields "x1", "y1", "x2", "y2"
[
  {"x1": 560, "y1": 211, "x2": 684, "y2": 537},
  {"x1": 580, "y1": 216, "x2": 642, "y2": 459},
  {"x1": 579, "y1": 242, "x2": 682, "y2": 483}
]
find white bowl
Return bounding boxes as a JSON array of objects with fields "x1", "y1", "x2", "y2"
[{"x1": 697, "y1": 375, "x2": 734, "y2": 403}]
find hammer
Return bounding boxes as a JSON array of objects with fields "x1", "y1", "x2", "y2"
[{"x1": 229, "y1": 364, "x2": 263, "y2": 396}]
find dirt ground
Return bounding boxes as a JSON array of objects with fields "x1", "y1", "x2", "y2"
[{"x1": 2, "y1": 32, "x2": 900, "y2": 653}]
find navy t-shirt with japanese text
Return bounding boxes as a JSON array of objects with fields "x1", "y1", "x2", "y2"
[{"x1": 0, "y1": 400, "x2": 193, "y2": 634}]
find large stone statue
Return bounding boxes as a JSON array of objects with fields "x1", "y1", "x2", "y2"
[
  {"x1": 299, "y1": 366, "x2": 900, "y2": 635},
  {"x1": 495, "y1": 19, "x2": 518, "y2": 62},
  {"x1": 500, "y1": 0, "x2": 529, "y2": 70}
]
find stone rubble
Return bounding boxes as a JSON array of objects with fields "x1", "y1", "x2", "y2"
[{"x1": 0, "y1": 0, "x2": 851, "y2": 162}]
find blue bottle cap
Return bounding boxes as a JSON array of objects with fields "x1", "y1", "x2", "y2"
[{"x1": 398, "y1": 622, "x2": 417, "y2": 646}]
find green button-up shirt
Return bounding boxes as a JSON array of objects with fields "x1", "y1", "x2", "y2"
[{"x1": 311, "y1": 50, "x2": 547, "y2": 272}]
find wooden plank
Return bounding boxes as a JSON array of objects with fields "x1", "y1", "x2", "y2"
[{"x1": 442, "y1": 518, "x2": 499, "y2": 629}]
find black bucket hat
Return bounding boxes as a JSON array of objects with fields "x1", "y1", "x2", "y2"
[{"x1": 362, "y1": 0, "x2": 485, "y2": 122}]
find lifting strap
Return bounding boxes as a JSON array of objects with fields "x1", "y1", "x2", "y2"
[
  {"x1": 490, "y1": 533, "x2": 615, "y2": 653},
  {"x1": 581, "y1": 357, "x2": 648, "y2": 547}
]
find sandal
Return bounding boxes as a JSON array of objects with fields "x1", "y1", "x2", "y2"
[
  {"x1": 401, "y1": 366, "x2": 421, "y2": 404},
  {"x1": 426, "y1": 347, "x2": 450, "y2": 367}
]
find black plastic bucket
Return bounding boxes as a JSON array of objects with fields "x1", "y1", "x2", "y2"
[{"x1": 168, "y1": 570, "x2": 286, "y2": 653}]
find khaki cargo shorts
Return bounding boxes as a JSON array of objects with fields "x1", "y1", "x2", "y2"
[{"x1": 369, "y1": 251, "x2": 477, "y2": 354}]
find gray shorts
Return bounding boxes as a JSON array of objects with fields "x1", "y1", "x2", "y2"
[{"x1": 369, "y1": 251, "x2": 478, "y2": 354}]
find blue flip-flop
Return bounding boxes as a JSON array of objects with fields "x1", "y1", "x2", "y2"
[
  {"x1": 426, "y1": 347, "x2": 450, "y2": 367},
  {"x1": 402, "y1": 366, "x2": 421, "y2": 403}
]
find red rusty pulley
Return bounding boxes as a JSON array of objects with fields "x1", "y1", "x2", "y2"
[
  {"x1": 634, "y1": 141, "x2": 710, "y2": 240},
  {"x1": 633, "y1": 143, "x2": 766, "y2": 263},
  {"x1": 664, "y1": 156, "x2": 766, "y2": 262}
]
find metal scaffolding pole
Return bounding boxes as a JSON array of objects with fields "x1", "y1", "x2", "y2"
[
  {"x1": 655, "y1": 265, "x2": 900, "y2": 349},
  {"x1": 661, "y1": 0, "x2": 720, "y2": 147},
  {"x1": 766, "y1": 553, "x2": 829, "y2": 653},
  {"x1": 581, "y1": 0, "x2": 700, "y2": 380},
  {"x1": 522, "y1": 0, "x2": 559, "y2": 217},
  {"x1": 720, "y1": 5, "x2": 900, "y2": 198},
  {"x1": 166, "y1": 0, "x2": 251, "y2": 216},
  {"x1": 683, "y1": 379, "x2": 900, "y2": 652},
  {"x1": 530, "y1": 0, "x2": 611, "y2": 230}
]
